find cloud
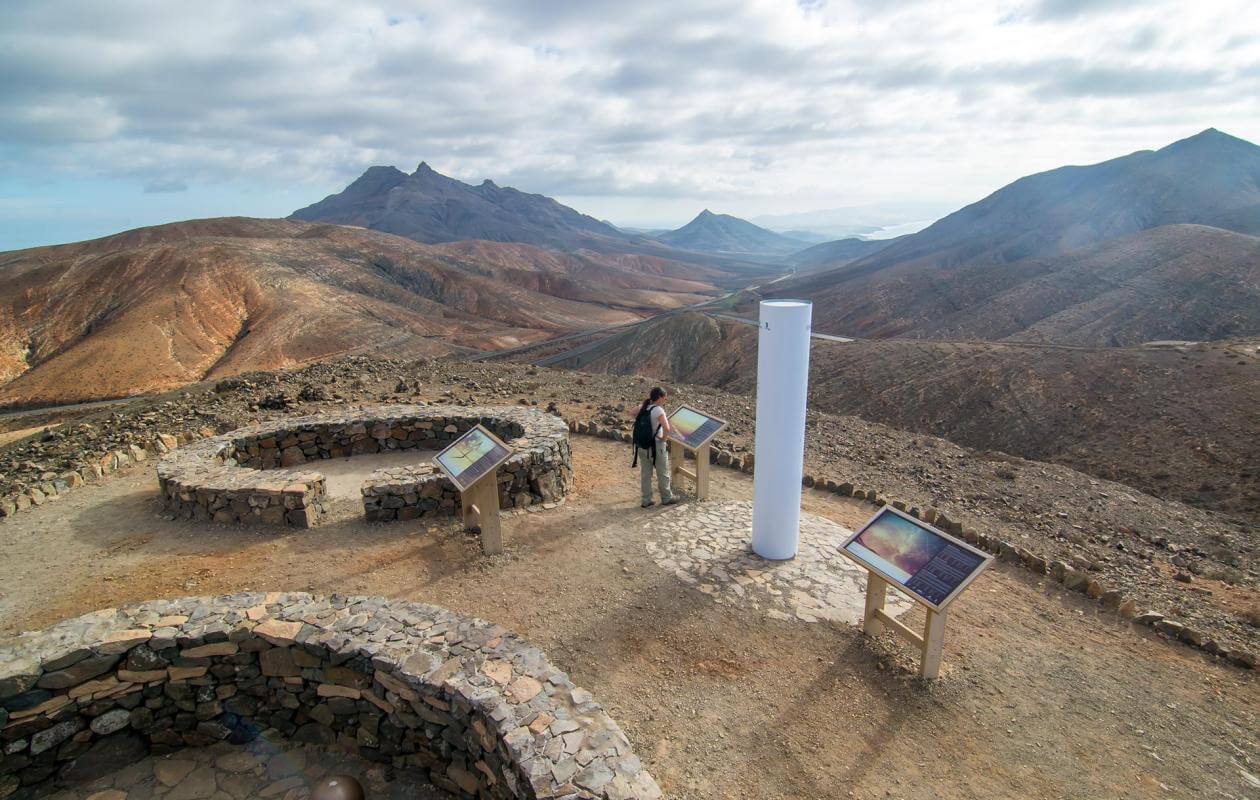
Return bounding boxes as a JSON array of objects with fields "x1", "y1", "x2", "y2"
[
  {"x1": 0, "y1": 0, "x2": 1257, "y2": 241},
  {"x1": 1025, "y1": 0, "x2": 1144, "y2": 20},
  {"x1": 143, "y1": 177, "x2": 188, "y2": 193}
]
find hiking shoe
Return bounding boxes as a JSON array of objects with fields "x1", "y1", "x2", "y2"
[
  {"x1": 641, "y1": 500, "x2": 656, "y2": 508},
  {"x1": 662, "y1": 497, "x2": 678, "y2": 506}
]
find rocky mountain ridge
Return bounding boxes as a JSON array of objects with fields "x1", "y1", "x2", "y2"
[
  {"x1": 291, "y1": 162, "x2": 627, "y2": 250},
  {"x1": 0, "y1": 218, "x2": 725, "y2": 408},
  {"x1": 762, "y1": 129, "x2": 1260, "y2": 341}
]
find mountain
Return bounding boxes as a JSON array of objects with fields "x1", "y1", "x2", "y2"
[
  {"x1": 655, "y1": 210, "x2": 809, "y2": 256},
  {"x1": 762, "y1": 129, "x2": 1260, "y2": 342},
  {"x1": 915, "y1": 225, "x2": 1260, "y2": 345},
  {"x1": 542, "y1": 312, "x2": 1260, "y2": 524},
  {"x1": 0, "y1": 218, "x2": 725, "y2": 408},
  {"x1": 778, "y1": 229, "x2": 832, "y2": 244},
  {"x1": 290, "y1": 162, "x2": 628, "y2": 250},
  {"x1": 786, "y1": 236, "x2": 901, "y2": 271},
  {"x1": 290, "y1": 164, "x2": 785, "y2": 283}
]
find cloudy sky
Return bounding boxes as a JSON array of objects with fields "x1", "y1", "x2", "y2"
[{"x1": 1, "y1": 0, "x2": 1257, "y2": 249}]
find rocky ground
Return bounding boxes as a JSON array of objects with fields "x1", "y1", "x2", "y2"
[
  {"x1": 0, "y1": 355, "x2": 1255, "y2": 661},
  {"x1": 552, "y1": 312, "x2": 1260, "y2": 524},
  {"x1": 0, "y1": 435, "x2": 1256, "y2": 799}
]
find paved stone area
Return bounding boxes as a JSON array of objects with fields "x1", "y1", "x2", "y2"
[
  {"x1": 38, "y1": 737, "x2": 451, "y2": 799},
  {"x1": 644, "y1": 501, "x2": 913, "y2": 624}
]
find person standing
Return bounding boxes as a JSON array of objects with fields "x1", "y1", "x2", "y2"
[{"x1": 632, "y1": 387, "x2": 676, "y2": 508}]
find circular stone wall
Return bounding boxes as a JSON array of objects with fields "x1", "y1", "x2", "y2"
[
  {"x1": 644, "y1": 501, "x2": 914, "y2": 623},
  {"x1": 0, "y1": 593, "x2": 658, "y2": 800},
  {"x1": 156, "y1": 405, "x2": 572, "y2": 528}
]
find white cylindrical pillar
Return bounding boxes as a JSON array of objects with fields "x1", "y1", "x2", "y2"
[{"x1": 751, "y1": 299, "x2": 812, "y2": 560}]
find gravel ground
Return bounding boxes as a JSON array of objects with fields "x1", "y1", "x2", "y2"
[
  {"x1": 1, "y1": 355, "x2": 1255, "y2": 659},
  {"x1": 0, "y1": 436, "x2": 1256, "y2": 800}
]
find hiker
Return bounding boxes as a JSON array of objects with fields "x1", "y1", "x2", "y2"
[{"x1": 632, "y1": 387, "x2": 676, "y2": 508}]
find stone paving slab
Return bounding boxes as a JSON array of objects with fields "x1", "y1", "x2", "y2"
[{"x1": 644, "y1": 501, "x2": 914, "y2": 624}]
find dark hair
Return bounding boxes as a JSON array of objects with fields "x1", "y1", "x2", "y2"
[{"x1": 639, "y1": 386, "x2": 667, "y2": 413}]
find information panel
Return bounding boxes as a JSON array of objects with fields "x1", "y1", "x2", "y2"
[
  {"x1": 434, "y1": 424, "x2": 513, "y2": 492},
  {"x1": 841, "y1": 507, "x2": 991, "y2": 610},
  {"x1": 667, "y1": 405, "x2": 728, "y2": 450}
]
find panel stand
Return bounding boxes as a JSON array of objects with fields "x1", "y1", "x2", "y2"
[
  {"x1": 460, "y1": 475, "x2": 502, "y2": 555},
  {"x1": 861, "y1": 573, "x2": 947, "y2": 679},
  {"x1": 669, "y1": 440, "x2": 711, "y2": 501}
]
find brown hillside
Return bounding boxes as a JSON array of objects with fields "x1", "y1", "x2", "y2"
[
  {"x1": 0, "y1": 218, "x2": 726, "y2": 407},
  {"x1": 553, "y1": 313, "x2": 1260, "y2": 524},
  {"x1": 763, "y1": 224, "x2": 1260, "y2": 344},
  {"x1": 760, "y1": 129, "x2": 1260, "y2": 345}
]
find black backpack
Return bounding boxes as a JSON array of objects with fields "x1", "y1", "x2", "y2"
[{"x1": 631, "y1": 406, "x2": 661, "y2": 467}]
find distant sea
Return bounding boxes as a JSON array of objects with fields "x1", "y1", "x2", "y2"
[{"x1": 865, "y1": 219, "x2": 934, "y2": 239}]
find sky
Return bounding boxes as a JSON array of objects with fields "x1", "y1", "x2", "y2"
[{"x1": 1, "y1": 0, "x2": 1258, "y2": 250}]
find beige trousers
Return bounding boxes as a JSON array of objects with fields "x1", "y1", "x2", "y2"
[{"x1": 639, "y1": 440, "x2": 673, "y2": 504}]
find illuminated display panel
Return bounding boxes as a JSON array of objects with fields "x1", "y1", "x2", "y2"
[
  {"x1": 667, "y1": 405, "x2": 728, "y2": 450},
  {"x1": 841, "y1": 507, "x2": 991, "y2": 610},
  {"x1": 434, "y1": 424, "x2": 513, "y2": 492}
]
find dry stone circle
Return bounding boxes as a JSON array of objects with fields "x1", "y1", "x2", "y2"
[
  {"x1": 156, "y1": 405, "x2": 571, "y2": 528},
  {"x1": 0, "y1": 593, "x2": 658, "y2": 799}
]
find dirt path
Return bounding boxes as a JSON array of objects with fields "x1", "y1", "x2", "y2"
[{"x1": 0, "y1": 437, "x2": 1256, "y2": 800}]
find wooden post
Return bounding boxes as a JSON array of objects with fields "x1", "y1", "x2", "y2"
[
  {"x1": 695, "y1": 442, "x2": 710, "y2": 500},
  {"x1": 920, "y1": 608, "x2": 946, "y2": 680},
  {"x1": 668, "y1": 439, "x2": 711, "y2": 501},
  {"x1": 863, "y1": 573, "x2": 887, "y2": 636},
  {"x1": 861, "y1": 572, "x2": 948, "y2": 680},
  {"x1": 669, "y1": 439, "x2": 684, "y2": 487},
  {"x1": 462, "y1": 476, "x2": 502, "y2": 556}
]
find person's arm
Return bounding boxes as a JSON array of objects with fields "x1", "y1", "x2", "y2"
[{"x1": 658, "y1": 406, "x2": 673, "y2": 439}]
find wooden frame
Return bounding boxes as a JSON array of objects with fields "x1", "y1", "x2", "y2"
[
  {"x1": 668, "y1": 439, "x2": 712, "y2": 501},
  {"x1": 840, "y1": 506, "x2": 993, "y2": 679},
  {"x1": 665, "y1": 405, "x2": 727, "y2": 501},
  {"x1": 434, "y1": 424, "x2": 513, "y2": 555},
  {"x1": 862, "y1": 574, "x2": 950, "y2": 679}
]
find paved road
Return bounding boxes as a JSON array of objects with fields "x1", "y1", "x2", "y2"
[
  {"x1": 0, "y1": 396, "x2": 135, "y2": 423},
  {"x1": 705, "y1": 312, "x2": 856, "y2": 343}
]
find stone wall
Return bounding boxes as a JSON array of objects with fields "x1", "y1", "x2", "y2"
[
  {"x1": 156, "y1": 405, "x2": 572, "y2": 528},
  {"x1": 362, "y1": 464, "x2": 458, "y2": 522},
  {"x1": 0, "y1": 593, "x2": 659, "y2": 800}
]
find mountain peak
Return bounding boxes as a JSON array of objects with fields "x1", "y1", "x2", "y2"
[
  {"x1": 658, "y1": 209, "x2": 807, "y2": 256},
  {"x1": 1160, "y1": 127, "x2": 1254, "y2": 155},
  {"x1": 289, "y1": 161, "x2": 627, "y2": 248}
]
